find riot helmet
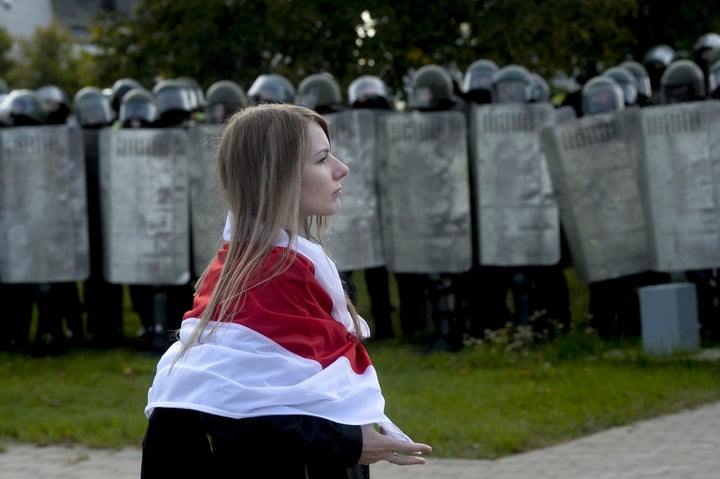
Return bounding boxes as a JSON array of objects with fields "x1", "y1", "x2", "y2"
[
  {"x1": 660, "y1": 59, "x2": 705, "y2": 104},
  {"x1": 110, "y1": 78, "x2": 143, "y2": 116},
  {"x1": 707, "y1": 47, "x2": 720, "y2": 77},
  {"x1": 531, "y1": 73, "x2": 551, "y2": 103},
  {"x1": 204, "y1": 80, "x2": 248, "y2": 124},
  {"x1": 643, "y1": 44, "x2": 676, "y2": 93},
  {"x1": 581, "y1": 76, "x2": 625, "y2": 115},
  {"x1": 462, "y1": 59, "x2": 498, "y2": 104},
  {"x1": 491, "y1": 64, "x2": 533, "y2": 104},
  {"x1": 295, "y1": 73, "x2": 344, "y2": 114},
  {"x1": 602, "y1": 66, "x2": 638, "y2": 106},
  {"x1": 73, "y1": 86, "x2": 113, "y2": 128},
  {"x1": 37, "y1": 84, "x2": 71, "y2": 124},
  {"x1": 247, "y1": 74, "x2": 295, "y2": 104},
  {"x1": 348, "y1": 75, "x2": 390, "y2": 109},
  {"x1": 693, "y1": 33, "x2": 720, "y2": 79},
  {"x1": 708, "y1": 59, "x2": 720, "y2": 99},
  {"x1": 119, "y1": 87, "x2": 157, "y2": 128},
  {"x1": 444, "y1": 63, "x2": 465, "y2": 98},
  {"x1": 0, "y1": 89, "x2": 48, "y2": 126},
  {"x1": 152, "y1": 79, "x2": 194, "y2": 126},
  {"x1": 408, "y1": 64, "x2": 457, "y2": 111},
  {"x1": 177, "y1": 76, "x2": 207, "y2": 110},
  {"x1": 620, "y1": 60, "x2": 652, "y2": 104}
]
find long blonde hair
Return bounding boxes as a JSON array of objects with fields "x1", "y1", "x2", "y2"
[{"x1": 177, "y1": 103, "x2": 361, "y2": 359}]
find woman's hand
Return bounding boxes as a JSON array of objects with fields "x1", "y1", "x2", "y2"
[{"x1": 358, "y1": 424, "x2": 432, "y2": 465}]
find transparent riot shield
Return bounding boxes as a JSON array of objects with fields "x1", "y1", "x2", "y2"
[
  {"x1": 631, "y1": 101, "x2": 720, "y2": 272},
  {"x1": 322, "y1": 110, "x2": 384, "y2": 271},
  {"x1": 99, "y1": 128, "x2": 191, "y2": 284},
  {"x1": 0, "y1": 125, "x2": 90, "y2": 282},
  {"x1": 188, "y1": 124, "x2": 225, "y2": 276},
  {"x1": 376, "y1": 110, "x2": 473, "y2": 273},
  {"x1": 541, "y1": 109, "x2": 651, "y2": 283},
  {"x1": 468, "y1": 103, "x2": 560, "y2": 266}
]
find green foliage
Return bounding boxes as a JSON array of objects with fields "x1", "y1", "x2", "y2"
[
  {"x1": 5, "y1": 20, "x2": 87, "y2": 95},
  {"x1": 1, "y1": 325, "x2": 718, "y2": 457},
  {"x1": 0, "y1": 26, "x2": 14, "y2": 80},
  {"x1": 3, "y1": 1, "x2": 720, "y2": 99},
  {"x1": 368, "y1": 338, "x2": 720, "y2": 458}
]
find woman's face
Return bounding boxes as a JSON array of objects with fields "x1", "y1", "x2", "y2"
[{"x1": 299, "y1": 121, "x2": 349, "y2": 220}]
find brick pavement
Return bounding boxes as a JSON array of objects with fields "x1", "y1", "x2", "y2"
[{"x1": 1, "y1": 400, "x2": 718, "y2": 478}]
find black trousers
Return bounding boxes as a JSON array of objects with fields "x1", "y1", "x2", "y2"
[{"x1": 142, "y1": 408, "x2": 369, "y2": 478}]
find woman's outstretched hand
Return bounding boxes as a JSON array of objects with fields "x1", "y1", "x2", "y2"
[{"x1": 358, "y1": 424, "x2": 432, "y2": 465}]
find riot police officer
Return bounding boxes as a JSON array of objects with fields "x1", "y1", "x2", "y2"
[
  {"x1": 35, "y1": 85, "x2": 86, "y2": 349},
  {"x1": 579, "y1": 75, "x2": 640, "y2": 339},
  {"x1": 660, "y1": 59, "x2": 706, "y2": 103},
  {"x1": 602, "y1": 66, "x2": 639, "y2": 107},
  {"x1": 708, "y1": 59, "x2": 720, "y2": 99},
  {"x1": 0, "y1": 89, "x2": 80, "y2": 356},
  {"x1": 204, "y1": 80, "x2": 248, "y2": 124},
  {"x1": 489, "y1": 65, "x2": 571, "y2": 333},
  {"x1": 116, "y1": 87, "x2": 157, "y2": 129},
  {"x1": 659, "y1": 59, "x2": 719, "y2": 341},
  {"x1": 344, "y1": 74, "x2": 396, "y2": 340},
  {"x1": 153, "y1": 78, "x2": 196, "y2": 128},
  {"x1": 620, "y1": 60, "x2": 653, "y2": 106},
  {"x1": 37, "y1": 85, "x2": 72, "y2": 125},
  {"x1": 0, "y1": 90, "x2": 47, "y2": 353},
  {"x1": 73, "y1": 86, "x2": 125, "y2": 349},
  {"x1": 581, "y1": 75, "x2": 625, "y2": 114},
  {"x1": 530, "y1": 72, "x2": 551, "y2": 103},
  {"x1": 115, "y1": 87, "x2": 165, "y2": 351},
  {"x1": 462, "y1": 59, "x2": 498, "y2": 105},
  {"x1": 177, "y1": 76, "x2": 207, "y2": 124},
  {"x1": 643, "y1": 44, "x2": 676, "y2": 104},
  {"x1": 296, "y1": 72, "x2": 345, "y2": 114},
  {"x1": 462, "y1": 60, "x2": 514, "y2": 336},
  {"x1": 109, "y1": 77, "x2": 143, "y2": 120},
  {"x1": 405, "y1": 64, "x2": 467, "y2": 352},
  {"x1": 247, "y1": 73, "x2": 295, "y2": 104},
  {"x1": 692, "y1": 33, "x2": 720, "y2": 92}
]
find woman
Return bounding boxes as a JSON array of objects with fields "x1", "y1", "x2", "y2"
[{"x1": 141, "y1": 103, "x2": 431, "y2": 478}]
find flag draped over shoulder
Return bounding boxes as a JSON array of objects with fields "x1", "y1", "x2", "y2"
[{"x1": 145, "y1": 224, "x2": 411, "y2": 441}]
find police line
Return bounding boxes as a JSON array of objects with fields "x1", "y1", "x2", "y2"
[{"x1": 1, "y1": 102, "x2": 719, "y2": 285}]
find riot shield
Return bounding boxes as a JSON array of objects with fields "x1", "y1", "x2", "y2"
[
  {"x1": 0, "y1": 125, "x2": 90, "y2": 282},
  {"x1": 188, "y1": 124, "x2": 225, "y2": 277},
  {"x1": 632, "y1": 101, "x2": 720, "y2": 272},
  {"x1": 541, "y1": 109, "x2": 651, "y2": 283},
  {"x1": 376, "y1": 110, "x2": 473, "y2": 273},
  {"x1": 99, "y1": 128, "x2": 191, "y2": 285},
  {"x1": 554, "y1": 105, "x2": 577, "y2": 124},
  {"x1": 468, "y1": 103, "x2": 560, "y2": 266},
  {"x1": 322, "y1": 110, "x2": 384, "y2": 271}
]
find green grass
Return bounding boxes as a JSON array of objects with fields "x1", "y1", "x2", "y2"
[{"x1": 0, "y1": 272, "x2": 718, "y2": 458}]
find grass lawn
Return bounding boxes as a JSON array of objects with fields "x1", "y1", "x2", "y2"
[{"x1": 1, "y1": 270, "x2": 718, "y2": 459}]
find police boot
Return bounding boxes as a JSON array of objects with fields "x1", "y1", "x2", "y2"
[
  {"x1": 32, "y1": 283, "x2": 70, "y2": 357},
  {"x1": 425, "y1": 275, "x2": 463, "y2": 353},
  {"x1": 150, "y1": 289, "x2": 170, "y2": 354},
  {"x1": 510, "y1": 271, "x2": 533, "y2": 326}
]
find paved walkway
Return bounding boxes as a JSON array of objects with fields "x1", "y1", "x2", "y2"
[{"x1": 1, "y1": 401, "x2": 718, "y2": 478}]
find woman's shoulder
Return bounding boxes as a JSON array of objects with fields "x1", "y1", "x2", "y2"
[{"x1": 266, "y1": 245, "x2": 316, "y2": 277}]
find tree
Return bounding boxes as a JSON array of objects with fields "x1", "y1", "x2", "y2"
[
  {"x1": 5, "y1": 20, "x2": 89, "y2": 97},
  {"x1": 87, "y1": 0, "x2": 720, "y2": 100},
  {"x1": 0, "y1": 26, "x2": 15, "y2": 84},
  {"x1": 90, "y1": 0, "x2": 364, "y2": 94}
]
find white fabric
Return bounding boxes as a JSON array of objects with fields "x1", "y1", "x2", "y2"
[{"x1": 146, "y1": 212, "x2": 410, "y2": 441}]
